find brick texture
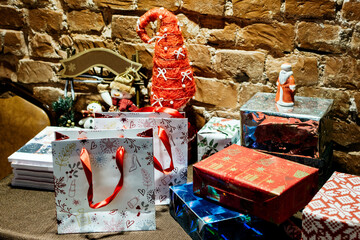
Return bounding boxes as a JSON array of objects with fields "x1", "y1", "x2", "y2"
[
  {"x1": 285, "y1": 0, "x2": 336, "y2": 19},
  {"x1": 0, "y1": 0, "x2": 359, "y2": 174}
]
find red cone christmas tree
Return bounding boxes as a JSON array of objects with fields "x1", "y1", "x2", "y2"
[{"x1": 137, "y1": 7, "x2": 196, "y2": 110}]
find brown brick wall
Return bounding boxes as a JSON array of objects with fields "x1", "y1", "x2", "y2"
[{"x1": 1, "y1": 0, "x2": 360, "y2": 174}]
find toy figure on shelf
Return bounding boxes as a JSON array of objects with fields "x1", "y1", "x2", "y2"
[
  {"x1": 78, "y1": 102, "x2": 102, "y2": 128},
  {"x1": 275, "y1": 63, "x2": 296, "y2": 107},
  {"x1": 97, "y1": 68, "x2": 139, "y2": 112},
  {"x1": 137, "y1": 7, "x2": 196, "y2": 110}
]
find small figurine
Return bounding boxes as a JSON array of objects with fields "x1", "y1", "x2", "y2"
[
  {"x1": 78, "y1": 102, "x2": 102, "y2": 129},
  {"x1": 275, "y1": 63, "x2": 296, "y2": 107},
  {"x1": 98, "y1": 69, "x2": 138, "y2": 112}
]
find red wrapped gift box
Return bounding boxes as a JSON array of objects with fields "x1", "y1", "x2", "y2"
[
  {"x1": 302, "y1": 172, "x2": 360, "y2": 240},
  {"x1": 193, "y1": 144, "x2": 319, "y2": 224}
]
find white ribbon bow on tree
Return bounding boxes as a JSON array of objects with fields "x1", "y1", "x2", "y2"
[
  {"x1": 173, "y1": 48, "x2": 185, "y2": 59},
  {"x1": 157, "y1": 68, "x2": 167, "y2": 81},
  {"x1": 181, "y1": 70, "x2": 192, "y2": 83},
  {"x1": 151, "y1": 94, "x2": 164, "y2": 107}
]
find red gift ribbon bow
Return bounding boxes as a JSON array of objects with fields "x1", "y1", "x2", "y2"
[
  {"x1": 80, "y1": 146, "x2": 125, "y2": 209},
  {"x1": 135, "y1": 106, "x2": 183, "y2": 174}
]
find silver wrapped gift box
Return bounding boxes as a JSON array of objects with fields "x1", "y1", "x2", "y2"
[{"x1": 240, "y1": 92, "x2": 333, "y2": 184}]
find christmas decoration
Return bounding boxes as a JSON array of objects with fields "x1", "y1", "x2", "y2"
[
  {"x1": 137, "y1": 7, "x2": 196, "y2": 110},
  {"x1": 52, "y1": 97, "x2": 75, "y2": 127},
  {"x1": 78, "y1": 102, "x2": 103, "y2": 129},
  {"x1": 275, "y1": 63, "x2": 296, "y2": 107},
  {"x1": 98, "y1": 68, "x2": 139, "y2": 112},
  {"x1": 60, "y1": 48, "x2": 141, "y2": 78}
]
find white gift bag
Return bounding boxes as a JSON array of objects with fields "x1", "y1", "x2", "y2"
[
  {"x1": 93, "y1": 109, "x2": 188, "y2": 205},
  {"x1": 52, "y1": 128, "x2": 156, "y2": 234}
]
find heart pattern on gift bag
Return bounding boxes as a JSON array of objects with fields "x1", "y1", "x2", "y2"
[
  {"x1": 130, "y1": 121, "x2": 136, "y2": 129},
  {"x1": 126, "y1": 220, "x2": 135, "y2": 228},
  {"x1": 91, "y1": 142, "x2": 97, "y2": 150},
  {"x1": 109, "y1": 209, "x2": 118, "y2": 215},
  {"x1": 138, "y1": 189, "x2": 145, "y2": 196}
]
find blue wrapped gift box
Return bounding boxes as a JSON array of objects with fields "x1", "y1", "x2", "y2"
[{"x1": 170, "y1": 183, "x2": 277, "y2": 240}]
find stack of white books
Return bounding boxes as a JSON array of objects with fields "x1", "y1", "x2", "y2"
[{"x1": 8, "y1": 126, "x2": 71, "y2": 190}]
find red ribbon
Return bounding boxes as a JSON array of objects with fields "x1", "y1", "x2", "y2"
[
  {"x1": 153, "y1": 126, "x2": 175, "y2": 174},
  {"x1": 134, "y1": 107, "x2": 184, "y2": 118},
  {"x1": 135, "y1": 107, "x2": 179, "y2": 175},
  {"x1": 80, "y1": 147, "x2": 125, "y2": 209}
]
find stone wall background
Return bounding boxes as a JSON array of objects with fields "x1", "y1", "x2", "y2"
[{"x1": 1, "y1": 0, "x2": 360, "y2": 174}]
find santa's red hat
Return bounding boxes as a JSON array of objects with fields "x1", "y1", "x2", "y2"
[{"x1": 137, "y1": 7, "x2": 196, "y2": 110}]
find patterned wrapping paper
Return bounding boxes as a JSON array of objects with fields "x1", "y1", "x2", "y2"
[
  {"x1": 302, "y1": 172, "x2": 360, "y2": 240},
  {"x1": 240, "y1": 92, "x2": 333, "y2": 185},
  {"x1": 193, "y1": 144, "x2": 319, "y2": 224},
  {"x1": 52, "y1": 129, "x2": 156, "y2": 234},
  {"x1": 170, "y1": 183, "x2": 277, "y2": 240},
  {"x1": 197, "y1": 117, "x2": 240, "y2": 162}
]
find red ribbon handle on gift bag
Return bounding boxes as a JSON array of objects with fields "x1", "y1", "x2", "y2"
[
  {"x1": 80, "y1": 147, "x2": 125, "y2": 209},
  {"x1": 153, "y1": 126, "x2": 175, "y2": 174},
  {"x1": 135, "y1": 107, "x2": 185, "y2": 174}
]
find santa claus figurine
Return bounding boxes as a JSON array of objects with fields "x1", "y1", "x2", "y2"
[{"x1": 275, "y1": 63, "x2": 296, "y2": 107}]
